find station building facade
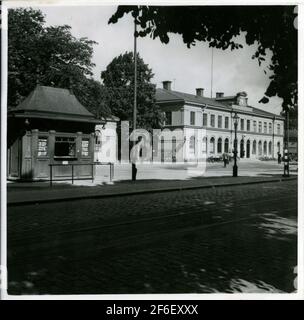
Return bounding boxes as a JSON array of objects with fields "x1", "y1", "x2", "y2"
[{"x1": 156, "y1": 81, "x2": 285, "y2": 161}]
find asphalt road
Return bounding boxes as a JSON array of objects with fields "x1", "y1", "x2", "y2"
[{"x1": 7, "y1": 179, "x2": 297, "y2": 295}]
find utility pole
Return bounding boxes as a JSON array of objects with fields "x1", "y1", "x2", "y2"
[{"x1": 132, "y1": 20, "x2": 138, "y2": 181}]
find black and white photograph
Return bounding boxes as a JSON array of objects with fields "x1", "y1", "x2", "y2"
[{"x1": 0, "y1": 0, "x2": 302, "y2": 300}]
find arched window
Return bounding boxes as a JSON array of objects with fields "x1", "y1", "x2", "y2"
[
  {"x1": 161, "y1": 137, "x2": 165, "y2": 162},
  {"x1": 189, "y1": 136, "x2": 195, "y2": 154},
  {"x1": 224, "y1": 138, "x2": 229, "y2": 153},
  {"x1": 217, "y1": 138, "x2": 222, "y2": 154},
  {"x1": 258, "y1": 141, "x2": 262, "y2": 156},
  {"x1": 210, "y1": 137, "x2": 215, "y2": 154},
  {"x1": 94, "y1": 130, "x2": 102, "y2": 151},
  {"x1": 268, "y1": 141, "x2": 272, "y2": 156},
  {"x1": 172, "y1": 137, "x2": 177, "y2": 162},
  {"x1": 277, "y1": 141, "x2": 281, "y2": 154},
  {"x1": 246, "y1": 140, "x2": 250, "y2": 158},
  {"x1": 252, "y1": 140, "x2": 257, "y2": 155},
  {"x1": 263, "y1": 141, "x2": 267, "y2": 155},
  {"x1": 202, "y1": 136, "x2": 207, "y2": 153}
]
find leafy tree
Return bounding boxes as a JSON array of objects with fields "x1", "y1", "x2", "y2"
[
  {"x1": 101, "y1": 51, "x2": 163, "y2": 130},
  {"x1": 109, "y1": 6, "x2": 297, "y2": 112},
  {"x1": 8, "y1": 8, "x2": 97, "y2": 110},
  {"x1": 74, "y1": 78, "x2": 112, "y2": 118}
]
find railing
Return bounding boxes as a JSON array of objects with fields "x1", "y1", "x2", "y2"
[{"x1": 49, "y1": 162, "x2": 114, "y2": 187}]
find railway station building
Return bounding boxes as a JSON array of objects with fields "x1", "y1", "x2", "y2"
[{"x1": 156, "y1": 81, "x2": 285, "y2": 162}]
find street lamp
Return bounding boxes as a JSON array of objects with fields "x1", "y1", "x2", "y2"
[
  {"x1": 132, "y1": 19, "x2": 138, "y2": 181},
  {"x1": 232, "y1": 112, "x2": 239, "y2": 177}
]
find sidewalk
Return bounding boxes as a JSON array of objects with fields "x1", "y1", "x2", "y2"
[{"x1": 7, "y1": 174, "x2": 297, "y2": 206}]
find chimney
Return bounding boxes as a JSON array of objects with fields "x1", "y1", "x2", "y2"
[
  {"x1": 196, "y1": 88, "x2": 204, "y2": 97},
  {"x1": 162, "y1": 81, "x2": 172, "y2": 91},
  {"x1": 216, "y1": 92, "x2": 224, "y2": 98}
]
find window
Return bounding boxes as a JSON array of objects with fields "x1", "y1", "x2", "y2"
[
  {"x1": 210, "y1": 137, "x2": 215, "y2": 153},
  {"x1": 253, "y1": 121, "x2": 257, "y2": 132},
  {"x1": 95, "y1": 130, "x2": 101, "y2": 151},
  {"x1": 252, "y1": 140, "x2": 257, "y2": 155},
  {"x1": 264, "y1": 122, "x2": 267, "y2": 134},
  {"x1": 190, "y1": 111, "x2": 195, "y2": 125},
  {"x1": 277, "y1": 141, "x2": 281, "y2": 154},
  {"x1": 224, "y1": 138, "x2": 229, "y2": 153},
  {"x1": 269, "y1": 123, "x2": 272, "y2": 134},
  {"x1": 38, "y1": 137, "x2": 48, "y2": 157},
  {"x1": 258, "y1": 121, "x2": 262, "y2": 133},
  {"x1": 241, "y1": 119, "x2": 244, "y2": 131},
  {"x1": 247, "y1": 120, "x2": 250, "y2": 131},
  {"x1": 277, "y1": 124, "x2": 281, "y2": 135},
  {"x1": 81, "y1": 138, "x2": 90, "y2": 157},
  {"x1": 203, "y1": 113, "x2": 208, "y2": 127},
  {"x1": 263, "y1": 141, "x2": 267, "y2": 155},
  {"x1": 268, "y1": 141, "x2": 272, "y2": 155},
  {"x1": 225, "y1": 117, "x2": 229, "y2": 129},
  {"x1": 54, "y1": 137, "x2": 76, "y2": 158},
  {"x1": 258, "y1": 141, "x2": 262, "y2": 156},
  {"x1": 218, "y1": 115, "x2": 222, "y2": 128},
  {"x1": 210, "y1": 114, "x2": 215, "y2": 127},
  {"x1": 189, "y1": 136, "x2": 195, "y2": 153},
  {"x1": 217, "y1": 138, "x2": 222, "y2": 154},
  {"x1": 165, "y1": 111, "x2": 172, "y2": 125}
]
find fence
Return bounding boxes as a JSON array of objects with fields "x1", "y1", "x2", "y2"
[{"x1": 49, "y1": 162, "x2": 114, "y2": 186}]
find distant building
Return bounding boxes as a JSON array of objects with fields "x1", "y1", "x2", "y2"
[
  {"x1": 7, "y1": 85, "x2": 118, "y2": 181},
  {"x1": 94, "y1": 116, "x2": 119, "y2": 163},
  {"x1": 156, "y1": 81, "x2": 284, "y2": 161}
]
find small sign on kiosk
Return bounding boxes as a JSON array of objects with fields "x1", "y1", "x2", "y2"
[{"x1": 62, "y1": 161, "x2": 69, "y2": 165}]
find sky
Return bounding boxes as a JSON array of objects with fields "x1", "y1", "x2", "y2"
[{"x1": 7, "y1": 3, "x2": 284, "y2": 115}]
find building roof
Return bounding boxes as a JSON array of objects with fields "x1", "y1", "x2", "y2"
[
  {"x1": 10, "y1": 85, "x2": 102, "y2": 123},
  {"x1": 156, "y1": 88, "x2": 284, "y2": 119},
  {"x1": 156, "y1": 88, "x2": 226, "y2": 108}
]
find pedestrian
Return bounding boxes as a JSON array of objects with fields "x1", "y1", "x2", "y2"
[
  {"x1": 223, "y1": 153, "x2": 227, "y2": 168},
  {"x1": 278, "y1": 152, "x2": 282, "y2": 164}
]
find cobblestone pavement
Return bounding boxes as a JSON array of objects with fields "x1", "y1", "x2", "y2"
[{"x1": 7, "y1": 180, "x2": 297, "y2": 295}]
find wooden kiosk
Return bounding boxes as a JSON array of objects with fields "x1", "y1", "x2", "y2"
[{"x1": 8, "y1": 85, "x2": 104, "y2": 182}]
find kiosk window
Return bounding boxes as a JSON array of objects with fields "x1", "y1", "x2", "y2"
[
  {"x1": 54, "y1": 137, "x2": 76, "y2": 158},
  {"x1": 38, "y1": 137, "x2": 48, "y2": 157},
  {"x1": 81, "y1": 139, "x2": 90, "y2": 157}
]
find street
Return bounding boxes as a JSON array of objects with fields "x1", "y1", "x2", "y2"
[
  {"x1": 7, "y1": 179, "x2": 297, "y2": 295},
  {"x1": 80, "y1": 159, "x2": 297, "y2": 185}
]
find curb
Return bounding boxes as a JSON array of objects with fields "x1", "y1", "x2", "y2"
[{"x1": 7, "y1": 176, "x2": 297, "y2": 207}]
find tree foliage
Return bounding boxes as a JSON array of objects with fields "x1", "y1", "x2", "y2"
[
  {"x1": 8, "y1": 7, "x2": 109, "y2": 117},
  {"x1": 101, "y1": 51, "x2": 163, "y2": 129},
  {"x1": 109, "y1": 6, "x2": 297, "y2": 112}
]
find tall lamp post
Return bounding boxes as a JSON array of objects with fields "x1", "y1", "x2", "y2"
[
  {"x1": 232, "y1": 112, "x2": 239, "y2": 177},
  {"x1": 132, "y1": 20, "x2": 138, "y2": 181},
  {"x1": 283, "y1": 109, "x2": 290, "y2": 177}
]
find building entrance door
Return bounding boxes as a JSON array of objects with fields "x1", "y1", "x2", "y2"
[
  {"x1": 9, "y1": 138, "x2": 22, "y2": 178},
  {"x1": 161, "y1": 138, "x2": 165, "y2": 163},
  {"x1": 240, "y1": 139, "x2": 245, "y2": 158}
]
